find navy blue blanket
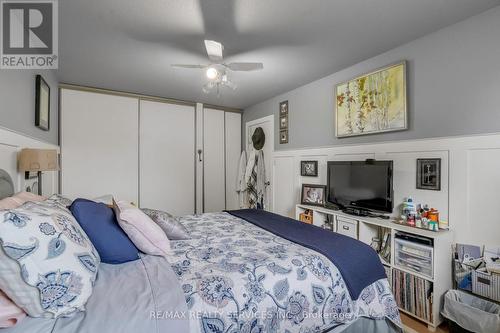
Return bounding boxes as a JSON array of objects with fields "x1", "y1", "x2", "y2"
[{"x1": 228, "y1": 209, "x2": 386, "y2": 300}]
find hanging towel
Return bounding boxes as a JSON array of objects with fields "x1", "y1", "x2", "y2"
[
  {"x1": 255, "y1": 150, "x2": 266, "y2": 208},
  {"x1": 236, "y1": 151, "x2": 248, "y2": 208},
  {"x1": 247, "y1": 153, "x2": 259, "y2": 209},
  {"x1": 244, "y1": 149, "x2": 256, "y2": 185},
  {"x1": 247, "y1": 150, "x2": 266, "y2": 209}
]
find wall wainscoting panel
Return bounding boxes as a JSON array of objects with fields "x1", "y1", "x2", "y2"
[
  {"x1": 272, "y1": 156, "x2": 296, "y2": 218},
  {"x1": 271, "y1": 133, "x2": 500, "y2": 247},
  {"x1": 465, "y1": 148, "x2": 500, "y2": 247},
  {"x1": 298, "y1": 154, "x2": 328, "y2": 186}
]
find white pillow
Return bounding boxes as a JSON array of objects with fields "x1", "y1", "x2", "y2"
[
  {"x1": 0, "y1": 198, "x2": 99, "y2": 318},
  {"x1": 91, "y1": 194, "x2": 114, "y2": 206}
]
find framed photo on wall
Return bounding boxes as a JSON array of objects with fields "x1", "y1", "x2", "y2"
[
  {"x1": 280, "y1": 114, "x2": 288, "y2": 129},
  {"x1": 416, "y1": 158, "x2": 441, "y2": 191},
  {"x1": 279, "y1": 100, "x2": 289, "y2": 144},
  {"x1": 279, "y1": 129, "x2": 288, "y2": 144},
  {"x1": 301, "y1": 184, "x2": 326, "y2": 206},
  {"x1": 301, "y1": 161, "x2": 318, "y2": 177},
  {"x1": 279, "y1": 100, "x2": 288, "y2": 115},
  {"x1": 35, "y1": 75, "x2": 50, "y2": 131}
]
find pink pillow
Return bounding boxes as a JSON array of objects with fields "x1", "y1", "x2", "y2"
[
  {"x1": 113, "y1": 200, "x2": 170, "y2": 256},
  {"x1": 12, "y1": 192, "x2": 46, "y2": 205},
  {"x1": 0, "y1": 198, "x2": 20, "y2": 210},
  {"x1": 0, "y1": 290, "x2": 26, "y2": 328},
  {"x1": 0, "y1": 192, "x2": 46, "y2": 210}
]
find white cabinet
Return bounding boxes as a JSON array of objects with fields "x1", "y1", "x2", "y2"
[
  {"x1": 203, "y1": 108, "x2": 226, "y2": 213},
  {"x1": 202, "y1": 108, "x2": 241, "y2": 213},
  {"x1": 139, "y1": 100, "x2": 195, "y2": 216},
  {"x1": 60, "y1": 89, "x2": 139, "y2": 203},
  {"x1": 60, "y1": 87, "x2": 241, "y2": 214},
  {"x1": 224, "y1": 112, "x2": 241, "y2": 210}
]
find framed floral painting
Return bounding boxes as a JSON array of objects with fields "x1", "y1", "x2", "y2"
[{"x1": 335, "y1": 61, "x2": 407, "y2": 137}]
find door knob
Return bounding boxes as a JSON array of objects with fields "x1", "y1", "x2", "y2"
[{"x1": 197, "y1": 149, "x2": 203, "y2": 162}]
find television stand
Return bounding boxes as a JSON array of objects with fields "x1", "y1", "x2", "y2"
[
  {"x1": 342, "y1": 207, "x2": 370, "y2": 217},
  {"x1": 295, "y1": 203, "x2": 452, "y2": 331},
  {"x1": 324, "y1": 203, "x2": 341, "y2": 211}
]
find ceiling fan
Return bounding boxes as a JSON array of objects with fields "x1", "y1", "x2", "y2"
[{"x1": 172, "y1": 40, "x2": 264, "y2": 96}]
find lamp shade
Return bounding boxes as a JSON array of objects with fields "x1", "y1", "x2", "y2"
[{"x1": 18, "y1": 149, "x2": 58, "y2": 172}]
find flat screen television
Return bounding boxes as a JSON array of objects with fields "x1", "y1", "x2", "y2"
[{"x1": 327, "y1": 160, "x2": 393, "y2": 213}]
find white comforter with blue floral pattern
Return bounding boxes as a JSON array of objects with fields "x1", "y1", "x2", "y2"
[{"x1": 167, "y1": 212, "x2": 400, "y2": 333}]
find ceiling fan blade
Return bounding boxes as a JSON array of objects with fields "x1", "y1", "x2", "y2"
[
  {"x1": 204, "y1": 40, "x2": 224, "y2": 62},
  {"x1": 226, "y1": 62, "x2": 263, "y2": 71},
  {"x1": 171, "y1": 64, "x2": 207, "y2": 69}
]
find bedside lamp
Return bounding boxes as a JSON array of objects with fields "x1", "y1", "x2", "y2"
[{"x1": 18, "y1": 149, "x2": 58, "y2": 195}]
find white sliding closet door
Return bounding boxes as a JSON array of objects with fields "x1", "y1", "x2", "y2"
[
  {"x1": 140, "y1": 100, "x2": 195, "y2": 216},
  {"x1": 203, "y1": 108, "x2": 225, "y2": 212},
  {"x1": 60, "y1": 89, "x2": 139, "y2": 203},
  {"x1": 225, "y1": 112, "x2": 241, "y2": 210}
]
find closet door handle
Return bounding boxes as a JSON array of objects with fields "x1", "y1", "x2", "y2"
[{"x1": 197, "y1": 149, "x2": 203, "y2": 162}]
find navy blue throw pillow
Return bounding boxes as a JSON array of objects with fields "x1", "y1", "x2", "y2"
[{"x1": 70, "y1": 198, "x2": 139, "y2": 264}]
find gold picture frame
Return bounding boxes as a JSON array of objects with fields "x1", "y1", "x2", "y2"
[{"x1": 335, "y1": 61, "x2": 407, "y2": 138}]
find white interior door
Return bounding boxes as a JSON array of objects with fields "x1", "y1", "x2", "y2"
[
  {"x1": 203, "y1": 108, "x2": 225, "y2": 212},
  {"x1": 139, "y1": 100, "x2": 195, "y2": 216},
  {"x1": 60, "y1": 89, "x2": 139, "y2": 203},
  {"x1": 245, "y1": 115, "x2": 274, "y2": 211},
  {"x1": 225, "y1": 112, "x2": 242, "y2": 210}
]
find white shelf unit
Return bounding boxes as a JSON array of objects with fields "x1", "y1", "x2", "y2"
[{"x1": 296, "y1": 204, "x2": 453, "y2": 332}]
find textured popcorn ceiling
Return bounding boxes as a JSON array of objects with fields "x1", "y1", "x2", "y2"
[{"x1": 57, "y1": 0, "x2": 500, "y2": 108}]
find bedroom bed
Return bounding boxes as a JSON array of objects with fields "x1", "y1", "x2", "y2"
[
  {"x1": 0, "y1": 170, "x2": 401, "y2": 333},
  {"x1": 164, "y1": 210, "x2": 401, "y2": 333}
]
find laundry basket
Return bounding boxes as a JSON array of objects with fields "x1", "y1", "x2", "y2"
[{"x1": 441, "y1": 290, "x2": 500, "y2": 333}]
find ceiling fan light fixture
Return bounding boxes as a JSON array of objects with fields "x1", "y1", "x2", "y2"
[
  {"x1": 206, "y1": 67, "x2": 218, "y2": 80},
  {"x1": 173, "y1": 40, "x2": 263, "y2": 97}
]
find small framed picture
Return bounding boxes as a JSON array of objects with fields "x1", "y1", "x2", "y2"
[
  {"x1": 280, "y1": 115, "x2": 288, "y2": 129},
  {"x1": 280, "y1": 129, "x2": 288, "y2": 144},
  {"x1": 35, "y1": 75, "x2": 50, "y2": 131},
  {"x1": 301, "y1": 184, "x2": 326, "y2": 206},
  {"x1": 301, "y1": 161, "x2": 318, "y2": 177},
  {"x1": 416, "y1": 158, "x2": 441, "y2": 191},
  {"x1": 279, "y1": 100, "x2": 288, "y2": 115}
]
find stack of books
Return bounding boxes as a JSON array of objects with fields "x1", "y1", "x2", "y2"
[{"x1": 392, "y1": 268, "x2": 433, "y2": 322}]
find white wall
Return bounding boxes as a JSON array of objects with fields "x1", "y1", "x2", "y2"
[
  {"x1": 272, "y1": 133, "x2": 500, "y2": 247},
  {"x1": 0, "y1": 126, "x2": 59, "y2": 196}
]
